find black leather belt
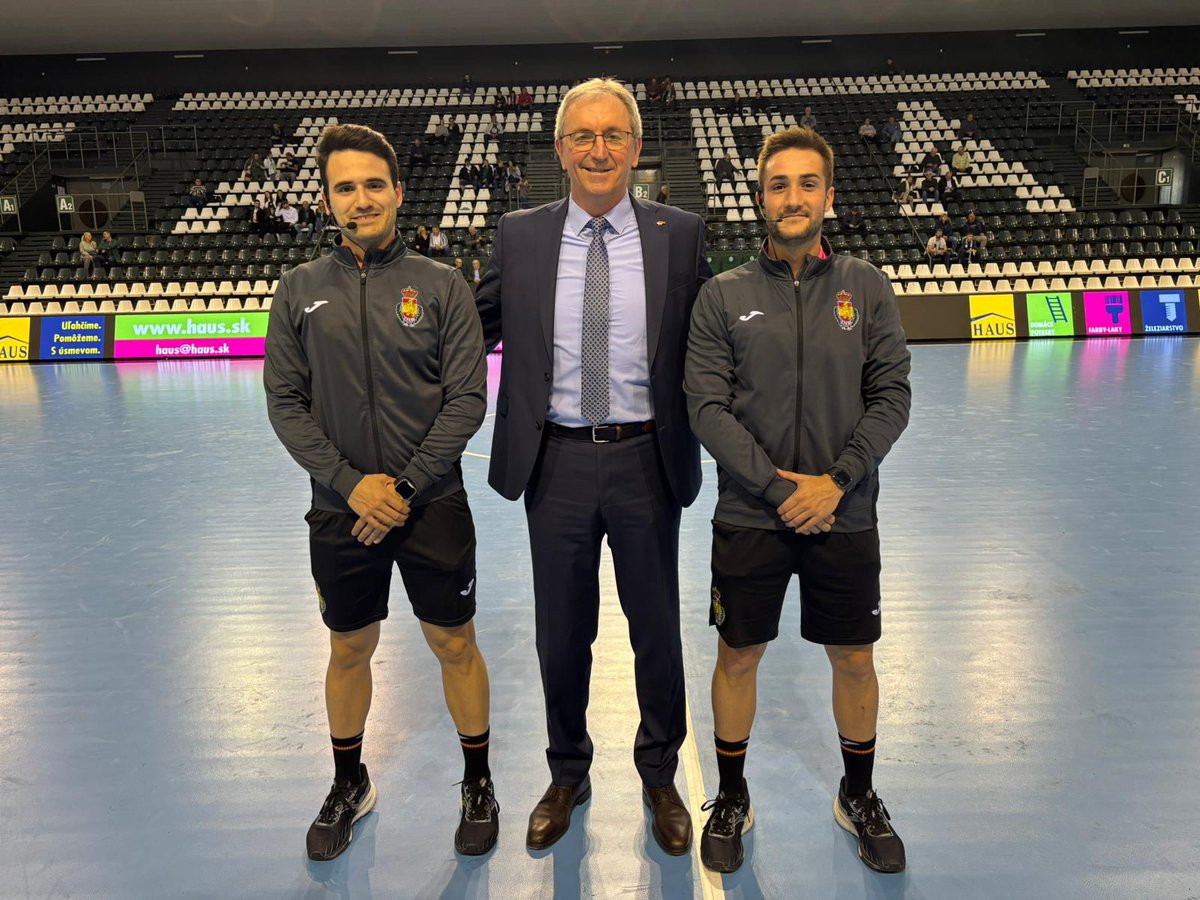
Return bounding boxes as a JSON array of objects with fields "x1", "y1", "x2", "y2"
[{"x1": 545, "y1": 420, "x2": 656, "y2": 443}]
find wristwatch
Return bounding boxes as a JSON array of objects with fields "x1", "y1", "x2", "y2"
[
  {"x1": 394, "y1": 477, "x2": 419, "y2": 502},
  {"x1": 826, "y1": 467, "x2": 854, "y2": 492}
]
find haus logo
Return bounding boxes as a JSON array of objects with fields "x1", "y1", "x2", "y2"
[
  {"x1": 0, "y1": 317, "x2": 30, "y2": 363},
  {"x1": 969, "y1": 294, "x2": 1017, "y2": 340}
]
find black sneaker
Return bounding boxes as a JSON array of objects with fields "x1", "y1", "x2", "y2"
[
  {"x1": 699, "y1": 779, "x2": 754, "y2": 874},
  {"x1": 455, "y1": 776, "x2": 500, "y2": 855},
  {"x1": 306, "y1": 764, "x2": 377, "y2": 861},
  {"x1": 833, "y1": 777, "x2": 906, "y2": 873}
]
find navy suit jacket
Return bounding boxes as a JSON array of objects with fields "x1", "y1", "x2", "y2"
[{"x1": 476, "y1": 194, "x2": 711, "y2": 505}]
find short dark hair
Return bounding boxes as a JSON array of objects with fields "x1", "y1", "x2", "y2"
[
  {"x1": 315, "y1": 123, "x2": 400, "y2": 194},
  {"x1": 757, "y1": 127, "x2": 835, "y2": 189}
]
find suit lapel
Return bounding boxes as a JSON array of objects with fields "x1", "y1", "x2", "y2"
[
  {"x1": 633, "y1": 196, "x2": 669, "y2": 370},
  {"x1": 537, "y1": 198, "x2": 570, "y2": 363}
]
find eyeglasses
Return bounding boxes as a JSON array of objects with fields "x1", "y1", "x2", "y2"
[{"x1": 562, "y1": 129, "x2": 637, "y2": 151}]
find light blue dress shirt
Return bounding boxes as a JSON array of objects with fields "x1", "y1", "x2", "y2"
[{"x1": 548, "y1": 193, "x2": 653, "y2": 427}]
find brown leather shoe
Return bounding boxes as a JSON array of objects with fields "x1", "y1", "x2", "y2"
[
  {"x1": 526, "y1": 776, "x2": 592, "y2": 850},
  {"x1": 643, "y1": 783, "x2": 693, "y2": 855}
]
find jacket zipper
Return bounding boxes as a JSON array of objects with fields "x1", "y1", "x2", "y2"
[
  {"x1": 793, "y1": 275, "x2": 803, "y2": 472},
  {"x1": 359, "y1": 264, "x2": 385, "y2": 472}
]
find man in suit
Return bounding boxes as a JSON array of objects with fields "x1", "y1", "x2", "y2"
[{"x1": 476, "y1": 77, "x2": 711, "y2": 856}]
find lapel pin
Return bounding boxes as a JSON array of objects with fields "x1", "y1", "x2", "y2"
[{"x1": 656, "y1": 220, "x2": 666, "y2": 226}]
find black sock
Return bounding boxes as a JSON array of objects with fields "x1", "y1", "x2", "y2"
[
  {"x1": 839, "y1": 733, "x2": 876, "y2": 797},
  {"x1": 331, "y1": 731, "x2": 364, "y2": 784},
  {"x1": 715, "y1": 734, "x2": 749, "y2": 797},
  {"x1": 459, "y1": 728, "x2": 491, "y2": 781}
]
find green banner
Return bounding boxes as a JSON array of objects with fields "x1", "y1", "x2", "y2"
[
  {"x1": 1026, "y1": 293, "x2": 1075, "y2": 338},
  {"x1": 113, "y1": 312, "x2": 269, "y2": 341}
]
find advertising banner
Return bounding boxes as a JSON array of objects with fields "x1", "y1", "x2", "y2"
[
  {"x1": 39, "y1": 316, "x2": 108, "y2": 360},
  {"x1": 0, "y1": 317, "x2": 31, "y2": 363}
]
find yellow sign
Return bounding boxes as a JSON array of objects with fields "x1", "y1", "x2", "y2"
[
  {"x1": 0, "y1": 317, "x2": 31, "y2": 363},
  {"x1": 969, "y1": 294, "x2": 1017, "y2": 340}
]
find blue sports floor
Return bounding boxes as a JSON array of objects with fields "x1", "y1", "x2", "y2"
[{"x1": 1, "y1": 339, "x2": 1198, "y2": 899}]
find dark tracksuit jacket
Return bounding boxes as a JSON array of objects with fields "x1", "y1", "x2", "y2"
[
  {"x1": 263, "y1": 233, "x2": 487, "y2": 514},
  {"x1": 684, "y1": 236, "x2": 912, "y2": 532}
]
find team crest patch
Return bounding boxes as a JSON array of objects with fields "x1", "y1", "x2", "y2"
[
  {"x1": 397, "y1": 286, "x2": 424, "y2": 327},
  {"x1": 711, "y1": 587, "x2": 726, "y2": 626},
  {"x1": 316, "y1": 584, "x2": 326, "y2": 615},
  {"x1": 834, "y1": 289, "x2": 860, "y2": 332}
]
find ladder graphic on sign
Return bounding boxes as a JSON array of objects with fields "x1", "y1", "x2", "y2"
[{"x1": 1045, "y1": 294, "x2": 1068, "y2": 325}]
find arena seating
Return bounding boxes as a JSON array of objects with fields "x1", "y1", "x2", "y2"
[{"x1": 1, "y1": 71, "x2": 1198, "y2": 315}]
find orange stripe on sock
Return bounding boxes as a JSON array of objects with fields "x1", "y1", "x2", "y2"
[
  {"x1": 332, "y1": 739, "x2": 363, "y2": 751},
  {"x1": 715, "y1": 745, "x2": 748, "y2": 758},
  {"x1": 841, "y1": 744, "x2": 875, "y2": 755},
  {"x1": 460, "y1": 738, "x2": 490, "y2": 749}
]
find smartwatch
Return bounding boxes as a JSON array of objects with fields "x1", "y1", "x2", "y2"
[
  {"x1": 826, "y1": 467, "x2": 854, "y2": 492},
  {"x1": 394, "y1": 477, "x2": 419, "y2": 502}
]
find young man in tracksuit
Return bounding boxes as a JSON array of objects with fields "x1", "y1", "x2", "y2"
[
  {"x1": 264, "y1": 124, "x2": 498, "y2": 862},
  {"x1": 685, "y1": 127, "x2": 912, "y2": 875}
]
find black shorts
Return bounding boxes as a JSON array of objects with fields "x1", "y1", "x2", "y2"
[
  {"x1": 709, "y1": 520, "x2": 882, "y2": 648},
  {"x1": 308, "y1": 490, "x2": 477, "y2": 633}
]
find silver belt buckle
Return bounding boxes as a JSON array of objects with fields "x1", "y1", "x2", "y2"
[{"x1": 591, "y1": 424, "x2": 612, "y2": 443}]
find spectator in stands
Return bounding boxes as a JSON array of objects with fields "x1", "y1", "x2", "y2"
[
  {"x1": 894, "y1": 172, "x2": 919, "y2": 205},
  {"x1": 727, "y1": 94, "x2": 744, "y2": 116},
  {"x1": 433, "y1": 116, "x2": 450, "y2": 145},
  {"x1": 919, "y1": 146, "x2": 943, "y2": 173},
  {"x1": 800, "y1": 106, "x2": 817, "y2": 130},
  {"x1": 271, "y1": 122, "x2": 285, "y2": 144},
  {"x1": 462, "y1": 73, "x2": 473, "y2": 92},
  {"x1": 464, "y1": 224, "x2": 483, "y2": 252},
  {"x1": 296, "y1": 200, "x2": 316, "y2": 240},
  {"x1": 962, "y1": 211, "x2": 988, "y2": 252},
  {"x1": 278, "y1": 199, "x2": 299, "y2": 234},
  {"x1": 411, "y1": 224, "x2": 430, "y2": 255},
  {"x1": 79, "y1": 231, "x2": 98, "y2": 275},
  {"x1": 958, "y1": 113, "x2": 979, "y2": 141},
  {"x1": 263, "y1": 153, "x2": 277, "y2": 180},
  {"x1": 457, "y1": 163, "x2": 474, "y2": 186},
  {"x1": 517, "y1": 87, "x2": 533, "y2": 109},
  {"x1": 660, "y1": 77, "x2": 676, "y2": 104},
  {"x1": 504, "y1": 160, "x2": 522, "y2": 194},
  {"x1": 516, "y1": 176, "x2": 531, "y2": 209},
  {"x1": 251, "y1": 199, "x2": 271, "y2": 234},
  {"x1": 429, "y1": 225, "x2": 449, "y2": 256},
  {"x1": 713, "y1": 152, "x2": 736, "y2": 188},
  {"x1": 447, "y1": 119, "x2": 463, "y2": 141},
  {"x1": 656, "y1": 183, "x2": 671, "y2": 205},
  {"x1": 879, "y1": 115, "x2": 902, "y2": 151},
  {"x1": 97, "y1": 230, "x2": 117, "y2": 268},
  {"x1": 941, "y1": 169, "x2": 958, "y2": 203},
  {"x1": 480, "y1": 161, "x2": 499, "y2": 189},
  {"x1": 648, "y1": 77, "x2": 661, "y2": 102},
  {"x1": 844, "y1": 206, "x2": 866, "y2": 234},
  {"x1": 188, "y1": 177, "x2": 209, "y2": 209},
  {"x1": 933, "y1": 213, "x2": 958, "y2": 255},
  {"x1": 453, "y1": 257, "x2": 468, "y2": 281},
  {"x1": 470, "y1": 258, "x2": 483, "y2": 290},
  {"x1": 409, "y1": 137, "x2": 428, "y2": 170},
  {"x1": 886, "y1": 57, "x2": 902, "y2": 76},
  {"x1": 927, "y1": 228, "x2": 948, "y2": 263},
  {"x1": 468, "y1": 163, "x2": 483, "y2": 188},
  {"x1": 487, "y1": 117, "x2": 502, "y2": 138},
  {"x1": 951, "y1": 144, "x2": 973, "y2": 174},
  {"x1": 858, "y1": 117, "x2": 878, "y2": 144},
  {"x1": 315, "y1": 196, "x2": 330, "y2": 234},
  {"x1": 277, "y1": 150, "x2": 299, "y2": 182},
  {"x1": 920, "y1": 168, "x2": 941, "y2": 202}
]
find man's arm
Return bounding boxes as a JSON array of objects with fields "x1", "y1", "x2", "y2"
[
  {"x1": 829, "y1": 270, "x2": 912, "y2": 486},
  {"x1": 262, "y1": 276, "x2": 366, "y2": 503},
  {"x1": 395, "y1": 271, "x2": 488, "y2": 496},
  {"x1": 684, "y1": 282, "x2": 794, "y2": 510},
  {"x1": 475, "y1": 215, "x2": 505, "y2": 352}
]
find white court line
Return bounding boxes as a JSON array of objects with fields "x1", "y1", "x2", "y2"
[{"x1": 683, "y1": 697, "x2": 726, "y2": 899}]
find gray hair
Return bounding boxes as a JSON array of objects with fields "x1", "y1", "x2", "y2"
[{"x1": 554, "y1": 78, "x2": 643, "y2": 141}]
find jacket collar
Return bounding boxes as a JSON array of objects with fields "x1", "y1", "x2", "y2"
[
  {"x1": 331, "y1": 228, "x2": 408, "y2": 270},
  {"x1": 757, "y1": 234, "x2": 834, "y2": 281}
]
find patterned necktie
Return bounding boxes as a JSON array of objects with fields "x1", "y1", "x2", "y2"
[{"x1": 580, "y1": 216, "x2": 611, "y2": 425}]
